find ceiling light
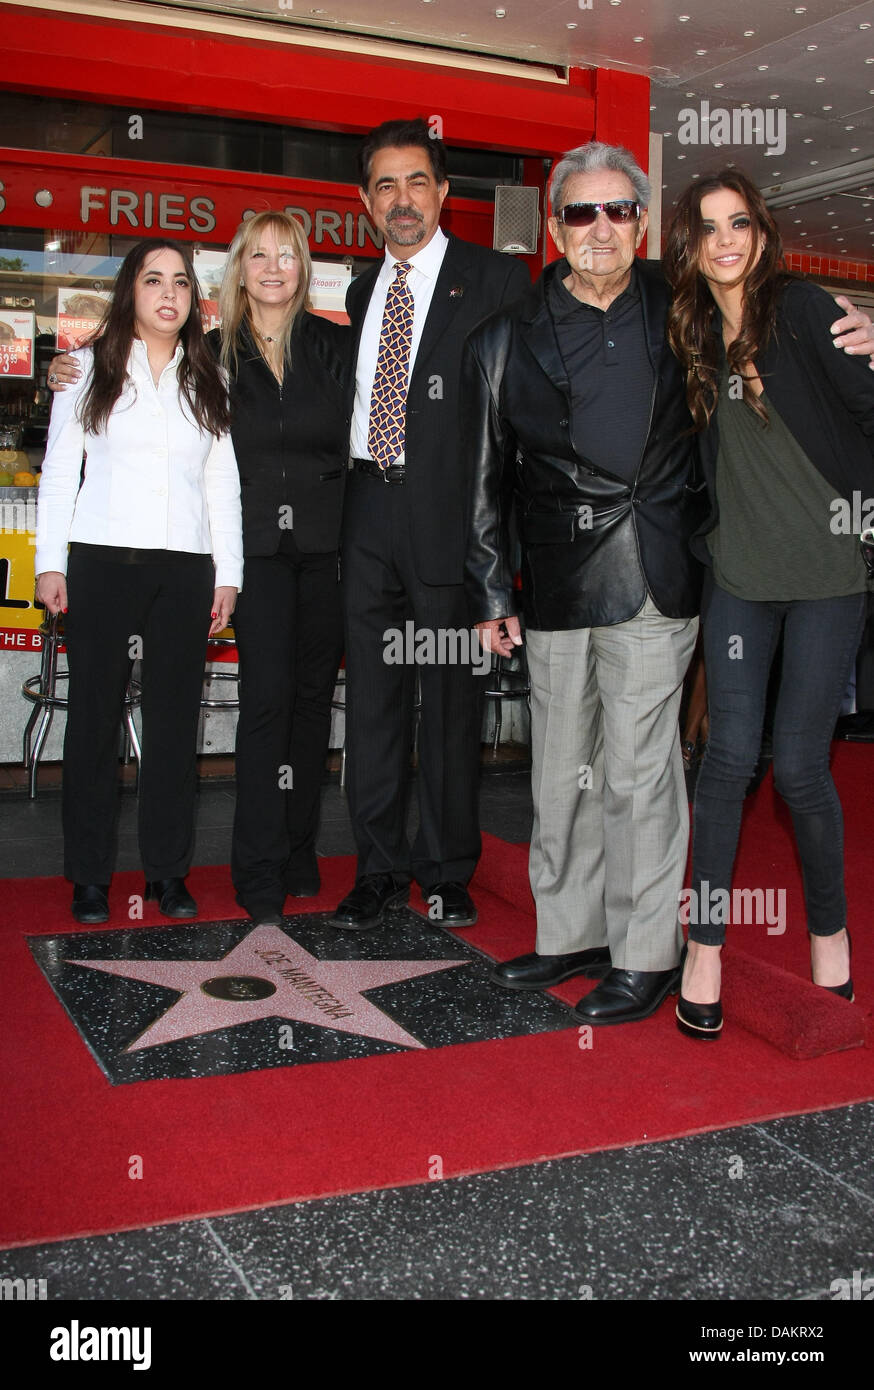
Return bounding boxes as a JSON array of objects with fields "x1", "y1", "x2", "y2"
[
  {"x1": 744, "y1": 30, "x2": 755, "y2": 37},
  {"x1": 714, "y1": 82, "x2": 724, "y2": 89},
  {"x1": 696, "y1": 49, "x2": 707, "y2": 55},
  {"x1": 806, "y1": 45, "x2": 817, "y2": 51},
  {"x1": 822, "y1": 105, "x2": 832, "y2": 111},
  {"x1": 792, "y1": 113, "x2": 803, "y2": 118},
  {"x1": 567, "y1": 20, "x2": 577, "y2": 27},
  {"x1": 634, "y1": 36, "x2": 645, "y2": 42},
  {"x1": 763, "y1": 158, "x2": 874, "y2": 208},
  {"x1": 678, "y1": 15, "x2": 690, "y2": 21},
  {"x1": 815, "y1": 77, "x2": 826, "y2": 83},
  {"x1": 758, "y1": 65, "x2": 769, "y2": 71}
]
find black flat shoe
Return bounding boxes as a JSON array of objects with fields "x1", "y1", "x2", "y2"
[
  {"x1": 71, "y1": 883, "x2": 110, "y2": 925},
  {"x1": 329, "y1": 874, "x2": 409, "y2": 931},
  {"x1": 491, "y1": 948, "x2": 611, "y2": 989},
  {"x1": 422, "y1": 881, "x2": 477, "y2": 927},
  {"x1": 145, "y1": 877, "x2": 197, "y2": 918},
  {"x1": 676, "y1": 995, "x2": 723, "y2": 1040},
  {"x1": 573, "y1": 966, "x2": 681, "y2": 1025}
]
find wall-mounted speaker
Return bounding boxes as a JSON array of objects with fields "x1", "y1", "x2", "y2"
[{"x1": 493, "y1": 186, "x2": 541, "y2": 255}]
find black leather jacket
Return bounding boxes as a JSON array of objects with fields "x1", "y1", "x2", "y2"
[{"x1": 463, "y1": 258, "x2": 705, "y2": 630}]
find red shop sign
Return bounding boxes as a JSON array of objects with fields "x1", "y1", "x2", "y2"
[{"x1": 0, "y1": 149, "x2": 495, "y2": 254}]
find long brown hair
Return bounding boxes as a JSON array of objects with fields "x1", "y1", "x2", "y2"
[
  {"x1": 663, "y1": 169, "x2": 794, "y2": 428},
  {"x1": 77, "y1": 239, "x2": 231, "y2": 437},
  {"x1": 217, "y1": 211, "x2": 312, "y2": 376}
]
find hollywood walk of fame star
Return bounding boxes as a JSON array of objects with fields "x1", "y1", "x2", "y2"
[{"x1": 66, "y1": 925, "x2": 467, "y2": 1052}]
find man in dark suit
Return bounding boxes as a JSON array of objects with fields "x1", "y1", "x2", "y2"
[{"x1": 329, "y1": 118, "x2": 529, "y2": 932}]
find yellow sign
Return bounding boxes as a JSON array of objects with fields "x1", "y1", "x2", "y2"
[{"x1": 0, "y1": 489, "x2": 42, "y2": 651}]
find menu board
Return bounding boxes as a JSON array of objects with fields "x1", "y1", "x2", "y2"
[
  {"x1": 0, "y1": 310, "x2": 35, "y2": 377},
  {"x1": 56, "y1": 288, "x2": 111, "y2": 350}
]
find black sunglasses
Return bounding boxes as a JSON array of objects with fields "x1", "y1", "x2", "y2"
[{"x1": 557, "y1": 200, "x2": 641, "y2": 227}]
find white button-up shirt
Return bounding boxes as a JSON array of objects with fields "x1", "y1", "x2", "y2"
[
  {"x1": 35, "y1": 339, "x2": 243, "y2": 590},
  {"x1": 350, "y1": 226, "x2": 449, "y2": 465}
]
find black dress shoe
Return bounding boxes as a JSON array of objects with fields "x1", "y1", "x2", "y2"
[
  {"x1": 491, "y1": 948, "x2": 611, "y2": 989},
  {"x1": 286, "y1": 877, "x2": 320, "y2": 898},
  {"x1": 573, "y1": 966, "x2": 681, "y2": 1025},
  {"x1": 834, "y1": 711, "x2": 874, "y2": 743},
  {"x1": 329, "y1": 874, "x2": 409, "y2": 931},
  {"x1": 71, "y1": 883, "x2": 110, "y2": 925},
  {"x1": 676, "y1": 995, "x2": 723, "y2": 1040},
  {"x1": 145, "y1": 877, "x2": 197, "y2": 918},
  {"x1": 423, "y1": 882, "x2": 477, "y2": 927}
]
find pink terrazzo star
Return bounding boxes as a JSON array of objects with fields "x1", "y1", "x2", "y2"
[{"x1": 67, "y1": 925, "x2": 467, "y2": 1052}]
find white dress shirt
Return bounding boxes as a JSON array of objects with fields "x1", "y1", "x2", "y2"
[
  {"x1": 350, "y1": 226, "x2": 449, "y2": 464},
  {"x1": 35, "y1": 339, "x2": 243, "y2": 590}
]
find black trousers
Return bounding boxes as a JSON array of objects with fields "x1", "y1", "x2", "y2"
[
  {"x1": 62, "y1": 543, "x2": 214, "y2": 884},
  {"x1": 231, "y1": 538, "x2": 343, "y2": 917},
  {"x1": 340, "y1": 470, "x2": 483, "y2": 889}
]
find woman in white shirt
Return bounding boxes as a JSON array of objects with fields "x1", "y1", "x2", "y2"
[{"x1": 35, "y1": 239, "x2": 243, "y2": 925}]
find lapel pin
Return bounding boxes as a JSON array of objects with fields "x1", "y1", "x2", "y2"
[{"x1": 449, "y1": 285, "x2": 465, "y2": 299}]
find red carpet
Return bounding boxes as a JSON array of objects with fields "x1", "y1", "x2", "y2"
[{"x1": 1, "y1": 742, "x2": 872, "y2": 1248}]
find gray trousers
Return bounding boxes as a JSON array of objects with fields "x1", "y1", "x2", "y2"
[{"x1": 526, "y1": 596, "x2": 699, "y2": 971}]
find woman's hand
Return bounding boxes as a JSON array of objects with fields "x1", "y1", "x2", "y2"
[
  {"x1": 35, "y1": 571, "x2": 68, "y2": 615},
  {"x1": 209, "y1": 586, "x2": 237, "y2": 636},
  {"x1": 831, "y1": 296, "x2": 874, "y2": 369},
  {"x1": 46, "y1": 354, "x2": 82, "y2": 391}
]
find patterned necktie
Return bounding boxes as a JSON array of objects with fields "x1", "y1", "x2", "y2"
[{"x1": 368, "y1": 260, "x2": 414, "y2": 469}]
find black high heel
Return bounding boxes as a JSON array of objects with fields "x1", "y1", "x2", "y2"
[
  {"x1": 814, "y1": 928, "x2": 854, "y2": 1002},
  {"x1": 676, "y1": 995, "x2": 723, "y2": 1039},
  {"x1": 675, "y1": 942, "x2": 723, "y2": 1040}
]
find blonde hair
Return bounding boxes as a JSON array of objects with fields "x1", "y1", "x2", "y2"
[{"x1": 218, "y1": 210, "x2": 312, "y2": 374}]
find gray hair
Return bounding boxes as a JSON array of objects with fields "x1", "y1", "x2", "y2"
[{"x1": 549, "y1": 141, "x2": 651, "y2": 215}]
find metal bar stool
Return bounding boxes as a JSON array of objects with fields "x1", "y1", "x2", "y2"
[
  {"x1": 483, "y1": 646, "x2": 531, "y2": 753},
  {"x1": 201, "y1": 632, "x2": 241, "y2": 711},
  {"x1": 21, "y1": 610, "x2": 142, "y2": 800}
]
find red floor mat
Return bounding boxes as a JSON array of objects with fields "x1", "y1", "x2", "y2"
[{"x1": 1, "y1": 742, "x2": 871, "y2": 1248}]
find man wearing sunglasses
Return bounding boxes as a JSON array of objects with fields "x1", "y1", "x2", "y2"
[{"x1": 462, "y1": 141, "x2": 874, "y2": 1027}]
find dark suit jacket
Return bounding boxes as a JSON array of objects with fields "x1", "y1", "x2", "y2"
[
  {"x1": 345, "y1": 233, "x2": 529, "y2": 586},
  {"x1": 207, "y1": 315, "x2": 350, "y2": 555},
  {"x1": 463, "y1": 257, "x2": 705, "y2": 631}
]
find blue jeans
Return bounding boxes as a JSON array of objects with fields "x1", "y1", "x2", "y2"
[{"x1": 690, "y1": 575, "x2": 866, "y2": 945}]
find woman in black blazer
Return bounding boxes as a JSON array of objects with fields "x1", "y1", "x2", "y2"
[
  {"x1": 215, "y1": 211, "x2": 349, "y2": 921},
  {"x1": 663, "y1": 169, "x2": 874, "y2": 1039}
]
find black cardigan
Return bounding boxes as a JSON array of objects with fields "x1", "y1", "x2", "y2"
[
  {"x1": 694, "y1": 278, "x2": 874, "y2": 562},
  {"x1": 207, "y1": 314, "x2": 351, "y2": 555}
]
